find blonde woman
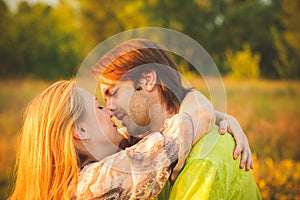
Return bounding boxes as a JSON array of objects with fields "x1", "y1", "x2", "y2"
[{"x1": 9, "y1": 80, "x2": 193, "y2": 199}]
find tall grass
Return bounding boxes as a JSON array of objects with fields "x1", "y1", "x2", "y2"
[
  {"x1": 224, "y1": 79, "x2": 300, "y2": 161},
  {"x1": 190, "y1": 77, "x2": 300, "y2": 199},
  {"x1": 0, "y1": 79, "x2": 50, "y2": 199},
  {"x1": 0, "y1": 78, "x2": 299, "y2": 199}
]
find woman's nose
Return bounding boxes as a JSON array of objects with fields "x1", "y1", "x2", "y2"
[
  {"x1": 105, "y1": 98, "x2": 116, "y2": 114},
  {"x1": 100, "y1": 106, "x2": 114, "y2": 118},
  {"x1": 105, "y1": 97, "x2": 114, "y2": 109},
  {"x1": 108, "y1": 109, "x2": 114, "y2": 118}
]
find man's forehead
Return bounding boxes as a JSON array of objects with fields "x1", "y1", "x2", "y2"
[
  {"x1": 100, "y1": 80, "x2": 128, "y2": 95},
  {"x1": 99, "y1": 76, "x2": 116, "y2": 93},
  {"x1": 100, "y1": 82, "x2": 115, "y2": 95}
]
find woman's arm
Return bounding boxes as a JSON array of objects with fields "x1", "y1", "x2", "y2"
[
  {"x1": 215, "y1": 111, "x2": 253, "y2": 170},
  {"x1": 75, "y1": 114, "x2": 193, "y2": 199},
  {"x1": 180, "y1": 90, "x2": 253, "y2": 171},
  {"x1": 179, "y1": 90, "x2": 216, "y2": 145}
]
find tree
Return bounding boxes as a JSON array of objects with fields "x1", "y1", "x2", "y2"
[
  {"x1": 0, "y1": 1, "x2": 84, "y2": 79},
  {"x1": 215, "y1": 0, "x2": 280, "y2": 78},
  {"x1": 273, "y1": 0, "x2": 300, "y2": 79},
  {"x1": 78, "y1": 0, "x2": 150, "y2": 48},
  {"x1": 0, "y1": 0, "x2": 13, "y2": 76},
  {"x1": 141, "y1": 0, "x2": 229, "y2": 72}
]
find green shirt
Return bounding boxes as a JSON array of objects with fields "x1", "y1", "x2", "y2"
[{"x1": 161, "y1": 126, "x2": 261, "y2": 200}]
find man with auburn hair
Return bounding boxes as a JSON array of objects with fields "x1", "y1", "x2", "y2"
[{"x1": 92, "y1": 38, "x2": 260, "y2": 199}]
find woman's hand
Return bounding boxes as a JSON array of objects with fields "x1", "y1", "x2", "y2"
[{"x1": 217, "y1": 112, "x2": 253, "y2": 171}]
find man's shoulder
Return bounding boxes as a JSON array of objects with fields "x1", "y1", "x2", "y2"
[
  {"x1": 182, "y1": 90, "x2": 204, "y2": 102},
  {"x1": 186, "y1": 126, "x2": 236, "y2": 165},
  {"x1": 180, "y1": 89, "x2": 213, "y2": 115}
]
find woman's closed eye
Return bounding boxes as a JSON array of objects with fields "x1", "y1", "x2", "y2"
[{"x1": 110, "y1": 88, "x2": 119, "y2": 97}]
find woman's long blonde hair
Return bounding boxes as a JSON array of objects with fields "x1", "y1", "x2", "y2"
[{"x1": 9, "y1": 80, "x2": 85, "y2": 199}]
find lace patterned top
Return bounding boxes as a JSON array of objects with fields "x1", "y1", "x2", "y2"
[{"x1": 73, "y1": 113, "x2": 193, "y2": 200}]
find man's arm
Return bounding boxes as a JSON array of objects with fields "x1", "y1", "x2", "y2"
[{"x1": 215, "y1": 111, "x2": 253, "y2": 170}]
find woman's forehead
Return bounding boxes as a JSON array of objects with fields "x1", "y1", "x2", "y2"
[{"x1": 75, "y1": 87, "x2": 95, "y2": 100}]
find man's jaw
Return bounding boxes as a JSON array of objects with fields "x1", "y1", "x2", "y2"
[{"x1": 113, "y1": 110, "x2": 152, "y2": 137}]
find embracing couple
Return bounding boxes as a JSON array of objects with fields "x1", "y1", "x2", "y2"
[{"x1": 9, "y1": 39, "x2": 261, "y2": 199}]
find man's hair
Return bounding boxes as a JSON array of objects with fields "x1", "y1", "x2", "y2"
[{"x1": 92, "y1": 38, "x2": 191, "y2": 114}]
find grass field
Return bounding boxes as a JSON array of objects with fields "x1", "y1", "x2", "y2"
[{"x1": 0, "y1": 78, "x2": 299, "y2": 199}]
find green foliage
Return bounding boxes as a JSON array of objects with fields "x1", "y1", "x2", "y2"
[
  {"x1": 142, "y1": 0, "x2": 228, "y2": 68},
  {"x1": 0, "y1": 1, "x2": 84, "y2": 79},
  {"x1": 78, "y1": 0, "x2": 151, "y2": 48},
  {"x1": 272, "y1": 0, "x2": 300, "y2": 79},
  {"x1": 225, "y1": 43, "x2": 260, "y2": 79},
  {"x1": 215, "y1": 0, "x2": 280, "y2": 78},
  {"x1": 0, "y1": 0, "x2": 299, "y2": 79}
]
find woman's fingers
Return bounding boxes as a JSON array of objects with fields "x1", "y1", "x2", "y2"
[
  {"x1": 247, "y1": 151, "x2": 254, "y2": 171},
  {"x1": 219, "y1": 118, "x2": 254, "y2": 170},
  {"x1": 237, "y1": 137, "x2": 253, "y2": 171},
  {"x1": 234, "y1": 142, "x2": 243, "y2": 160},
  {"x1": 218, "y1": 120, "x2": 228, "y2": 134}
]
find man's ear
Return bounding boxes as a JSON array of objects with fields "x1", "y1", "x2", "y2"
[
  {"x1": 74, "y1": 124, "x2": 90, "y2": 140},
  {"x1": 142, "y1": 70, "x2": 157, "y2": 92}
]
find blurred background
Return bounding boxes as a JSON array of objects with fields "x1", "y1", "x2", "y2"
[{"x1": 0, "y1": 0, "x2": 299, "y2": 199}]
